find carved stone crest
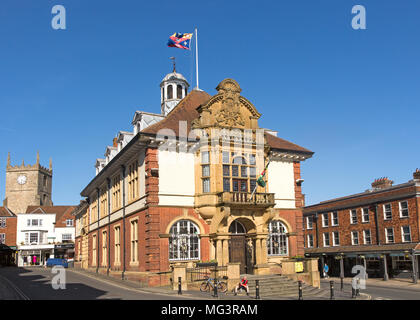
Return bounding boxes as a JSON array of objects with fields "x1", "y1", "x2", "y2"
[{"x1": 215, "y1": 79, "x2": 245, "y2": 127}]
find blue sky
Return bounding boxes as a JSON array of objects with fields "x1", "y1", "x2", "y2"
[{"x1": 0, "y1": 0, "x2": 419, "y2": 206}]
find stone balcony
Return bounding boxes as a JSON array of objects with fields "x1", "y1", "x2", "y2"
[{"x1": 217, "y1": 192, "x2": 275, "y2": 208}]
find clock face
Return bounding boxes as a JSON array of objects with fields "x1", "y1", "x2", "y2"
[{"x1": 17, "y1": 175, "x2": 27, "y2": 185}]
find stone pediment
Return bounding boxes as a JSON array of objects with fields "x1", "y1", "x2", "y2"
[{"x1": 193, "y1": 79, "x2": 261, "y2": 130}]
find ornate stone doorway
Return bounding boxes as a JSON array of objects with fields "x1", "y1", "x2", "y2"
[{"x1": 228, "y1": 220, "x2": 254, "y2": 274}]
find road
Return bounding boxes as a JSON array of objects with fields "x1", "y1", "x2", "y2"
[
  {"x1": 320, "y1": 279, "x2": 420, "y2": 300},
  {"x1": 0, "y1": 266, "x2": 190, "y2": 300}
]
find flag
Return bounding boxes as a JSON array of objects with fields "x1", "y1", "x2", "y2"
[
  {"x1": 167, "y1": 32, "x2": 193, "y2": 50},
  {"x1": 256, "y1": 161, "x2": 270, "y2": 187}
]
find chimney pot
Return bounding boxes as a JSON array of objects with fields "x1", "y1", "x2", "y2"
[{"x1": 371, "y1": 177, "x2": 394, "y2": 190}]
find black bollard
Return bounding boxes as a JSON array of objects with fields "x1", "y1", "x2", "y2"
[
  {"x1": 255, "y1": 279, "x2": 260, "y2": 300},
  {"x1": 298, "y1": 280, "x2": 303, "y2": 300},
  {"x1": 330, "y1": 281, "x2": 335, "y2": 300},
  {"x1": 213, "y1": 278, "x2": 218, "y2": 298},
  {"x1": 178, "y1": 277, "x2": 182, "y2": 295},
  {"x1": 340, "y1": 276, "x2": 344, "y2": 291}
]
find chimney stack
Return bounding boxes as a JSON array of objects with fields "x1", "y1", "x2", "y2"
[
  {"x1": 113, "y1": 137, "x2": 118, "y2": 148},
  {"x1": 371, "y1": 177, "x2": 394, "y2": 190},
  {"x1": 413, "y1": 168, "x2": 420, "y2": 181}
]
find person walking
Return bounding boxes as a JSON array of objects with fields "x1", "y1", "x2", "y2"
[{"x1": 323, "y1": 263, "x2": 329, "y2": 279}]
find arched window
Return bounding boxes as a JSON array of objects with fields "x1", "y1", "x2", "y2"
[
  {"x1": 169, "y1": 220, "x2": 200, "y2": 260},
  {"x1": 267, "y1": 221, "x2": 288, "y2": 256},
  {"x1": 177, "y1": 85, "x2": 183, "y2": 99},
  {"x1": 229, "y1": 220, "x2": 246, "y2": 234},
  {"x1": 167, "y1": 85, "x2": 173, "y2": 99}
]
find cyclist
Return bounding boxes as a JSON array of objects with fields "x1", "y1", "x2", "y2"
[{"x1": 234, "y1": 276, "x2": 249, "y2": 295}]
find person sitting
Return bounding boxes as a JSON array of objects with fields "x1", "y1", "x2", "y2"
[{"x1": 234, "y1": 276, "x2": 249, "y2": 295}]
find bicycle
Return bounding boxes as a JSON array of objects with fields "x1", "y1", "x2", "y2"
[{"x1": 200, "y1": 276, "x2": 227, "y2": 293}]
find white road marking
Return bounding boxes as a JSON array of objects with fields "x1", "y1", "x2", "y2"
[{"x1": 0, "y1": 274, "x2": 30, "y2": 300}]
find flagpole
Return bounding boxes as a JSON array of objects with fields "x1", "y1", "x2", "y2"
[{"x1": 195, "y1": 28, "x2": 199, "y2": 90}]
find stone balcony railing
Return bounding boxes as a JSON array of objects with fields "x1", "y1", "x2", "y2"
[{"x1": 217, "y1": 192, "x2": 275, "y2": 208}]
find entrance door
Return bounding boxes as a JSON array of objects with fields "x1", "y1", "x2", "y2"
[{"x1": 229, "y1": 236, "x2": 247, "y2": 274}]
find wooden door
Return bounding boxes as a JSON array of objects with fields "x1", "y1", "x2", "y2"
[{"x1": 229, "y1": 236, "x2": 246, "y2": 274}]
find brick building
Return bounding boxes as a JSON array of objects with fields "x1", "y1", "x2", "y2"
[
  {"x1": 74, "y1": 71, "x2": 313, "y2": 286},
  {"x1": 303, "y1": 171, "x2": 420, "y2": 282},
  {"x1": 0, "y1": 207, "x2": 17, "y2": 266}
]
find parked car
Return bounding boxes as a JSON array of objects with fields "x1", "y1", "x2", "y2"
[{"x1": 46, "y1": 258, "x2": 68, "y2": 268}]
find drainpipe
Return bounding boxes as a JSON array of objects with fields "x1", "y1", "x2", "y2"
[
  {"x1": 96, "y1": 187, "x2": 100, "y2": 273},
  {"x1": 373, "y1": 204, "x2": 380, "y2": 245},
  {"x1": 121, "y1": 165, "x2": 126, "y2": 280},
  {"x1": 314, "y1": 214, "x2": 319, "y2": 248},
  {"x1": 107, "y1": 178, "x2": 111, "y2": 276}
]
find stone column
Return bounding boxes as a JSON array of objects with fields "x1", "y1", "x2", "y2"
[
  {"x1": 255, "y1": 239, "x2": 262, "y2": 265},
  {"x1": 216, "y1": 240, "x2": 223, "y2": 266},
  {"x1": 411, "y1": 253, "x2": 418, "y2": 284},
  {"x1": 227, "y1": 263, "x2": 240, "y2": 291},
  {"x1": 222, "y1": 239, "x2": 229, "y2": 266},
  {"x1": 261, "y1": 238, "x2": 268, "y2": 265},
  {"x1": 383, "y1": 254, "x2": 389, "y2": 281},
  {"x1": 339, "y1": 256, "x2": 344, "y2": 278}
]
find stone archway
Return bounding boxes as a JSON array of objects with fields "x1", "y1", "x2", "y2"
[{"x1": 228, "y1": 218, "x2": 256, "y2": 274}]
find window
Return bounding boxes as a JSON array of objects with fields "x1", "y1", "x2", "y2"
[
  {"x1": 177, "y1": 85, "x2": 183, "y2": 99},
  {"x1": 306, "y1": 216, "x2": 313, "y2": 230},
  {"x1": 130, "y1": 220, "x2": 138, "y2": 263},
  {"x1": 385, "y1": 228, "x2": 394, "y2": 243},
  {"x1": 383, "y1": 204, "x2": 392, "y2": 220},
  {"x1": 102, "y1": 231, "x2": 107, "y2": 266},
  {"x1": 202, "y1": 178, "x2": 210, "y2": 193},
  {"x1": 399, "y1": 201, "x2": 409, "y2": 218},
  {"x1": 66, "y1": 219, "x2": 73, "y2": 227},
  {"x1": 114, "y1": 226, "x2": 121, "y2": 264},
  {"x1": 401, "y1": 226, "x2": 411, "y2": 242},
  {"x1": 332, "y1": 232, "x2": 340, "y2": 246},
  {"x1": 351, "y1": 231, "x2": 359, "y2": 245},
  {"x1": 363, "y1": 230, "x2": 372, "y2": 244},
  {"x1": 201, "y1": 152, "x2": 210, "y2": 193},
  {"x1": 223, "y1": 178, "x2": 230, "y2": 192},
  {"x1": 100, "y1": 187, "x2": 108, "y2": 218},
  {"x1": 92, "y1": 235, "x2": 97, "y2": 266},
  {"x1": 27, "y1": 219, "x2": 30, "y2": 227},
  {"x1": 221, "y1": 153, "x2": 256, "y2": 195},
  {"x1": 0, "y1": 234, "x2": 5, "y2": 244},
  {"x1": 331, "y1": 211, "x2": 339, "y2": 226},
  {"x1": 322, "y1": 213, "x2": 329, "y2": 227},
  {"x1": 323, "y1": 233, "x2": 330, "y2": 247},
  {"x1": 350, "y1": 209, "x2": 358, "y2": 224},
  {"x1": 267, "y1": 221, "x2": 288, "y2": 256},
  {"x1": 0, "y1": 218, "x2": 5, "y2": 228},
  {"x1": 128, "y1": 160, "x2": 139, "y2": 202},
  {"x1": 167, "y1": 85, "x2": 173, "y2": 99},
  {"x1": 169, "y1": 220, "x2": 200, "y2": 260},
  {"x1": 43, "y1": 175, "x2": 47, "y2": 187},
  {"x1": 112, "y1": 174, "x2": 121, "y2": 211},
  {"x1": 202, "y1": 165, "x2": 210, "y2": 177},
  {"x1": 362, "y1": 208, "x2": 370, "y2": 223},
  {"x1": 32, "y1": 219, "x2": 39, "y2": 226},
  {"x1": 29, "y1": 232, "x2": 38, "y2": 244},
  {"x1": 307, "y1": 235, "x2": 314, "y2": 248},
  {"x1": 62, "y1": 234, "x2": 72, "y2": 241}
]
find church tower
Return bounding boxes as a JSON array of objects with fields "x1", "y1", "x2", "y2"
[
  {"x1": 160, "y1": 58, "x2": 190, "y2": 116},
  {"x1": 3, "y1": 152, "x2": 53, "y2": 213}
]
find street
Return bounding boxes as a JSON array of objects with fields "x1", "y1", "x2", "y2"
[
  {"x1": 0, "y1": 267, "x2": 190, "y2": 300},
  {"x1": 320, "y1": 279, "x2": 420, "y2": 300}
]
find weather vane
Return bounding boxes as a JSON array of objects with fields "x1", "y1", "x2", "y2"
[{"x1": 170, "y1": 56, "x2": 176, "y2": 73}]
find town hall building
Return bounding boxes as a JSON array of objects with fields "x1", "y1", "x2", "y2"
[{"x1": 73, "y1": 69, "x2": 314, "y2": 286}]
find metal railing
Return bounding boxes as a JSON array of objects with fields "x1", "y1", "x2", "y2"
[{"x1": 186, "y1": 264, "x2": 227, "y2": 282}]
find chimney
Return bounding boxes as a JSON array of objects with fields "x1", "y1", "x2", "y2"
[
  {"x1": 413, "y1": 168, "x2": 420, "y2": 181},
  {"x1": 113, "y1": 137, "x2": 118, "y2": 148},
  {"x1": 371, "y1": 177, "x2": 394, "y2": 190}
]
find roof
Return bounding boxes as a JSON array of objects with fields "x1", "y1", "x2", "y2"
[
  {"x1": 0, "y1": 207, "x2": 16, "y2": 217},
  {"x1": 143, "y1": 89, "x2": 313, "y2": 155},
  {"x1": 142, "y1": 89, "x2": 212, "y2": 136},
  {"x1": 161, "y1": 72, "x2": 188, "y2": 83},
  {"x1": 25, "y1": 206, "x2": 76, "y2": 223}
]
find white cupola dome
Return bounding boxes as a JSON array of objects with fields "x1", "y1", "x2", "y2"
[{"x1": 160, "y1": 60, "x2": 189, "y2": 116}]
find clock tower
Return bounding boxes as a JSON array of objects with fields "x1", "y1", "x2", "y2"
[{"x1": 3, "y1": 152, "x2": 53, "y2": 213}]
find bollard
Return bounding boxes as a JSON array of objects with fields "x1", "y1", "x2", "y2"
[
  {"x1": 255, "y1": 279, "x2": 260, "y2": 300},
  {"x1": 356, "y1": 278, "x2": 360, "y2": 297},
  {"x1": 213, "y1": 277, "x2": 218, "y2": 298},
  {"x1": 298, "y1": 280, "x2": 303, "y2": 300},
  {"x1": 330, "y1": 281, "x2": 335, "y2": 300},
  {"x1": 340, "y1": 276, "x2": 344, "y2": 291},
  {"x1": 351, "y1": 285, "x2": 356, "y2": 298},
  {"x1": 178, "y1": 277, "x2": 182, "y2": 295}
]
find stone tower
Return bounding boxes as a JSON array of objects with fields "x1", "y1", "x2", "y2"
[
  {"x1": 3, "y1": 152, "x2": 53, "y2": 213},
  {"x1": 160, "y1": 64, "x2": 189, "y2": 116}
]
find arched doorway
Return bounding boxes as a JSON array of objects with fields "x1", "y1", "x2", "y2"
[{"x1": 228, "y1": 220, "x2": 253, "y2": 274}]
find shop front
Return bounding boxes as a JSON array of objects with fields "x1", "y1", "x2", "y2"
[{"x1": 17, "y1": 244, "x2": 54, "y2": 267}]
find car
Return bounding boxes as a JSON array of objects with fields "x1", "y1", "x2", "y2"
[{"x1": 46, "y1": 258, "x2": 68, "y2": 268}]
